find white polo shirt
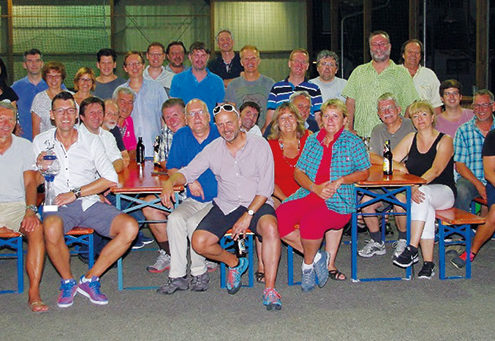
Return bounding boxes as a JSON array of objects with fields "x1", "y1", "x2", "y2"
[{"x1": 79, "y1": 124, "x2": 122, "y2": 163}]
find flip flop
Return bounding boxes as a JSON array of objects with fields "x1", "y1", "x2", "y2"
[
  {"x1": 29, "y1": 301, "x2": 49, "y2": 313},
  {"x1": 328, "y1": 269, "x2": 347, "y2": 281},
  {"x1": 255, "y1": 271, "x2": 265, "y2": 283}
]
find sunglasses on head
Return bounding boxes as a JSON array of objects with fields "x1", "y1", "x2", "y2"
[{"x1": 213, "y1": 104, "x2": 238, "y2": 116}]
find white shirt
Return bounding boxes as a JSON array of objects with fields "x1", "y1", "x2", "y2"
[
  {"x1": 32, "y1": 127, "x2": 118, "y2": 211},
  {"x1": 244, "y1": 125, "x2": 262, "y2": 137},
  {"x1": 402, "y1": 64, "x2": 442, "y2": 108},
  {"x1": 79, "y1": 124, "x2": 122, "y2": 163},
  {"x1": 309, "y1": 76, "x2": 347, "y2": 103}
]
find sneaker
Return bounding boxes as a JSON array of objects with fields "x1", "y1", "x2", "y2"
[
  {"x1": 206, "y1": 260, "x2": 218, "y2": 272},
  {"x1": 262, "y1": 288, "x2": 282, "y2": 311},
  {"x1": 57, "y1": 279, "x2": 78, "y2": 308},
  {"x1": 313, "y1": 250, "x2": 329, "y2": 288},
  {"x1": 77, "y1": 276, "x2": 108, "y2": 305},
  {"x1": 393, "y1": 245, "x2": 419, "y2": 268},
  {"x1": 392, "y1": 239, "x2": 407, "y2": 259},
  {"x1": 156, "y1": 276, "x2": 189, "y2": 295},
  {"x1": 301, "y1": 267, "x2": 316, "y2": 292},
  {"x1": 140, "y1": 235, "x2": 154, "y2": 245},
  {"x1": 190, "y1": 272, "x2": 209, "y2": 292},
  {"x1": 226, "y1": 257, "x2": 248, "y2": 295},
  {"x1": 418, "y1": 262, "x2": 435, "y2": 279},
  {"x1": 132, "y1": 240, "x2": 145, "y2": 250},
  {"x1": 451, "y1": 251, "x2": 475, "y2": 269},
  {"x1": 146, "y1": 249, "x2": 171, "y2": 273},
  {"x1": 358, "y1": 239, "x2": 386, "y2": 258}
]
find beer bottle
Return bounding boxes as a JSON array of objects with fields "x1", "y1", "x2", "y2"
[
  {"x1": 383, "y1": 139, "x2": 393, "y2": 175},
  {"x1": 136, "y1": 137, "x2": 145, "y2": 164}
]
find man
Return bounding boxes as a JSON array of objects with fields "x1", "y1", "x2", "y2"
[
  {"x1": 452, "y1": 99, "x2": 495, "y2": 268},
  {"x1": 165, "y1": 41, "x2": 187, "y2": 74},
  {"x1": 144, "y1": 42, "x2": 175, "y2": 94},
  {"x1": 170, "y1": 42, "x2": 225, "y2": 118},
  {"x1": 208, "y1": 30, "x2": 244, "y2": 88},
  {"x1": 342, "y1": 31, "x2": 419, "y2": 137},
  {"x1": 151, "y1": 99, "x2": 219, "y2": 292},
  {"x1": 309, "y1": 50, "x2": 347, "y2": 103},
  {"x1": 225, "y1": 45, "x2": 275, "y2": 129},
  {"x1": 11, "y1": 49, "x2": 47, "y2": 140},
  {"x1": 239, "y1": 101, "x2": 262, "y2": 136},
  {"x1": 400, "y1": 39, "x2": 442, "y2": 115},
  {"x1": 265, "y1": 48, "x2": 322, "y2": 133},
  {"x1": 121, "y1": 51, "x2": 168, "y2": 157},
  {"x1": 454, "y1": 89, "x2": 495, "y2": 213},
  {"x1": 33, "y1": 91, "x2": 138, "y2": 307},
  {"x1": 0, "y1": 101, "x2": 45, "y2": 312},
  {"x1": 114, "y1": 86, "x2": 137, "y2": 159},
  {"x1": 357, "y1": 93, "x2": 416, "y2": 259},
  {"x1": 102, "y1": 98, "x2": 130, "y2": 167},
  {"x1": 160, "y1": 104, "x2": 282, "y2": 310},
  {"x1": 93, "y1": 48, "x2": 126, "y2": 100},
  {"x1": 154, "y1": 98, "x2": 187, "y2": 169}
]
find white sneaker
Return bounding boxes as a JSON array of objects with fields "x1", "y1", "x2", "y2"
[
  {"x1": 358, "y1": 239, "x2": 386, "y2": 258},
  {"x1": 146, "y1": 249, "x2": 170, "y2": 273},
  {"x1": 393, "y1": 239, "x2": 407, "y2": 259}
]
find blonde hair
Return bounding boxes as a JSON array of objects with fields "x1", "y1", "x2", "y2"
[
  {"x1": 267, "y1": 102, "x2": 306, "y2": 140},
  {"x1": 73, "y1": 67, "x2": 96, "y2": 91},
  {"x1": 320, "y1": 99, "x2": 347, "y2": 118},
  {"x1": 408, "y1": 100, "x2": 436, "y2": 127}
]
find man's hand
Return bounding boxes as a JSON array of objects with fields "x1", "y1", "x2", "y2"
[
  {"x1": 55, "y1": 192, "x2": 76, "y2": 206},
  {"x1": 159, "y1": 180, "x2": 176, "y2": 208},
  {"x1": 475, "y1": 181, "x2": 487, "y2": 201},
  {"x1": 20, "y1": 211, "x2": 41, "y2": 233},
  {"x1": 231, "y1": 213, "x2": 252, "y2": 241},
  {"x1": 188, "y1": 180, "x2": 205, "y2": 200}
]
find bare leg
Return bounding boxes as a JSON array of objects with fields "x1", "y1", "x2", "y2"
[
  {"x1": 409, "y1": 220, "x2": 425, "y2": 248},
  {"x1": 191, "y1": 230, "x2": 238, "y2": 267},
  {"x1": 362, "y1": 199, "x2": 381, "y2": 234},
  {"x1": 472, "y1": 205, "x2": 495, "y2": 254},
  {"x1": 419, "y1": 239, "x2": 434, "y2": 262},
  {"x1": 256, "y1": 215, "x2": 280, "y2": 289},
  {"x1": 43, "y1": 215, "x2": 73, "y2": 280},
  {"x1": 142, "y1": 196, "x2": 168, "y2": 242},
  {"x1": 255, "y1": 237, "x2": 264, "y2": 274},
  {"x1": 325, "y1": 229, "x2": 343, "y2": 270},
  {"x1": 301, "y1": 238, "x2": 323, "y2": 265},
  {"x1": 281, "y1": 229, "x2": 303, "y2": 254}
]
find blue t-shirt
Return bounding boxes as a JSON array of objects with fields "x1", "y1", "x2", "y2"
[
  {"x1": 170, "y1": 68, "x2": 225, "y2": 119},
  {"x1": 166, "y1": 124, "x2": 220, "y2": 202}
]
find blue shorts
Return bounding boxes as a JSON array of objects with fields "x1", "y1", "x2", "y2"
[
  {"x1": 487, "y1": 182, "x2": 495, "y2": 207},
  {"x1": 43, "y1": 200, "x2": 121, "y2": 238}
]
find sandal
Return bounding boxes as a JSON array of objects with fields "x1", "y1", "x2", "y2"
[
  {"x1": 328, "y1": 269, "x2": 347, "y2": 281},
  {"x1": 29, "y1": 300, "x2": 49, "y2": 313},
  {"x1": 255, "y1": 271, "x2": 265, "y2": 283}
]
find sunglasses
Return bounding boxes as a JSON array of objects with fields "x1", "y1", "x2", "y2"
[{"x1": 213, "y1": 104, "x2": 239, "y2": 116}]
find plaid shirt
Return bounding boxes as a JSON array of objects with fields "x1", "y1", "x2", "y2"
[
  {"x1": 286, "y1": 129, "x2": 370, "y2": 214},
  {"x1": 157, "y1": 126, "x2": 174, "y2": 162},
  {"x1": 454, "y1": 117, "x2": 495, "y2": 184}
]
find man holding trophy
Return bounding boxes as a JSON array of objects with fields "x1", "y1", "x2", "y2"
[{"x1": 33, "y1": 91, "x2": 138, "y2": 308}]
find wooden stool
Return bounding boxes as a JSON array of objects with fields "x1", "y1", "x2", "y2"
[{"x1": 219, "y1": 229, "x2": 254, "y2": 288}]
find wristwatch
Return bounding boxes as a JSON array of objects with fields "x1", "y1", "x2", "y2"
[
  {"x1": 26, "y1": 205, "x2": 38, "y2": 213},
  {"x1": 247, "y1": 209, "x2": 255, "y2": 216},
  {"x1": 71, "y1": 187, "x2": 82, "y2": 199}
]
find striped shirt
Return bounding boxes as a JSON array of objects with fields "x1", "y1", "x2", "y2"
[
  {"x1": 267, "y1": 78, "x2": 322, "y2": 117},
  {"x1": 285, "y1": 129, "x2": 370, "y2": 214},
  {"x1": 454, "y1": 117, "x2": 495, "y2": 184},
  {"x1": 342, "y1": 60, "x2": 419, "y2": 137}
]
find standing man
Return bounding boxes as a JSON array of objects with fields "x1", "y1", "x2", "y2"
[
  {"x1": 121, "y1": 51, "x2": 168, "y2": 157},
  {"x1": 309, "y1": 50, "x2": 347, "y2": 103},
  {"x1": 12, "y1": 49, "x2": 46, "y2": 140},
  {"x1": 165, "y1": 41, "x2": 187, "y2": 74},
  {"x1": 400, "y1": 39, "x2": 442, "y2": 115},
  {"x1": 265, "y1": 48, "x2": 322, "y2": 133},
  {"x1": 159, "y1": 104, "x2": 282, "y2": 311},
  {"x1": 239, "y1": 101, "x2": 262, "y2": 136},
  {"x1": 94, "y1": 48, "x2": 126, "y2": 100},
  {"x1": 342, "y1": 31, "x2": 419, "y2": 137},
  {"x1": 0, "y1": 101, "x2": 46, "y2": 312},
  {"x1": 170, "y1": 42, "x2": 225, "y2": 118},
  {"x1": 144, "y1": 42, "x2": 175, "y2": 94},
  {"x1": 225, "y1": 45, "x2": 275, "y2": 129},
  {"x1": 208, "y1": 30, "x2": 244, "y2": 88},
  {"x1": 34, "y1": 91, "x2": 138, "y2": 307}
]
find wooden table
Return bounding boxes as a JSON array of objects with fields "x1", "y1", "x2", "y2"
[{"x1": 351, "y1": 165, "x2": 426, "y2": 282}]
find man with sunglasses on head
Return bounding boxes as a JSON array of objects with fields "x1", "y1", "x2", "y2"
[
  {"x1": 159, "y1": 103, "x2": 282, "y2": 311},
  {"x1": 170, "y1": 42, "x2": 225, "y2": 119}
]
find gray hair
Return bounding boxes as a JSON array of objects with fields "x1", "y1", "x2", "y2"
[
  {"x1": 289, "y1": 90, "x2": 312, "y2": 104},
  {"x1": 0, "y1": 100, "x2": 17, "y2": 119},
  {"x1": 377, "y1": 92, "x2": 399, "y2": 110},
  {"x1": 112, "y1": 86, "x2": 136, "y2": 102},
  {"x1": 315, "y1": 50, "x2": 340, "y2": 68},
  {"x1": 474, "y1": 89, "x2": 494, "y2": 102}
]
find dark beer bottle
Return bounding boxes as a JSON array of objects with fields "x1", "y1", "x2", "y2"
[
  {"x1": 136, "y1": 137, "x2": 145, "y2": 164},
  {"x1": 383, "y1": 139, "x2": 393, "y2": 175}
]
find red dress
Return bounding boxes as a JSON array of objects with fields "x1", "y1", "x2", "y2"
[{"x1": 268, "y1": 130, "x2": 310, "y2": 197}]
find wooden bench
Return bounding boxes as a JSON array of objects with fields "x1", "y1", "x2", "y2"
[
  {"x1": 436, "y1": 208, "x2": 485, "y2": 280},
  {"x1": 219, "y1": 229, "x2": 255, "y2": 289}
]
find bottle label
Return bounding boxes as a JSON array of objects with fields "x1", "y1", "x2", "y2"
[{"x1": 383, "y1": 158, "x2": 390, "y2": 173}]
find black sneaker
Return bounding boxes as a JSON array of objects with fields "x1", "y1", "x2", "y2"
[
  {"x1": 418, "y1": 262, "x2": 435, "y2": 279},
  {"x1": 393, "y1": 245, "x2": 419, "y2": 268}
]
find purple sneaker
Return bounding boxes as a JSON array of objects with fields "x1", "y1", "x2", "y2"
[
  {"x1": 77, "y1": 276, "x2": 108, "y2": 305},
  {"x1": 57, "y1": 279, "x2": 78, "y2": 308}
]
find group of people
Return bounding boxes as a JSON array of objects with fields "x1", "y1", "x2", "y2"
[{"x1": 1, "y1": 29, "x2": 495, "y2": 313}]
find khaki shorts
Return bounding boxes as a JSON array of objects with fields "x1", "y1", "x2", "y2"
[{"x1": 0, "y1": 201, "x2": 25, "y2": 233}]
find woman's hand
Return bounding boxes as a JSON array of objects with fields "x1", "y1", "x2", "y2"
[{"x1": 411, "y1": 186, "x2": 425, "y2": 204}]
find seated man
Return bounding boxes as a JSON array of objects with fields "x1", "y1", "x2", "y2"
[
  {"x1": 33, "y1": 91, "x2": 138, "y2": 308},
  {"x1": 152, "y1": 99, "x2": 219, "y2": 291},
  {"x1": 239, "y1": 101, "x2": 262, "y2": 136},
  {"x1": 160, "y1": 104, "x2": 282, "y2": 311},
  {"x1": 0, "y1": 101, "x2": 45, "y2": 312},
  {"x1": 358, "y1": 93, "x2": 415, "y2": 259},
  {"x1": 102, "y1": 98, "x2": 130, "y2": 167}
]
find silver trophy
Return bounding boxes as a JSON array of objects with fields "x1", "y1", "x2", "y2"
[{"x1": 37, "y1": 147, "x2": 60, "y2": 212}]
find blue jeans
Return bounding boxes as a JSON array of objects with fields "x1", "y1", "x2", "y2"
[{"x1": 454, "y1": 177, "x2": 481, "y2": 212}]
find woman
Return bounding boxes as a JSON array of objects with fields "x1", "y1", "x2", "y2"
[
  {"x1": 0, "y1": 78, "x2": 19, "y2": 106},
  {"x1": 73, "y1": 67, "x2": 96, "y2": 105},
  {"x1": 268, "y1": 102, "x2": 310, "y2": 207},
  {"x1": 435, "y1": 79, "x2": 473, "y2": 137},
  {"x1": 392, "y1": 100, "x2": 456, "y2": 279},
  {"x1": 31, "y1": 61, "x2": 67, "y2": 137},
  {"x1": 276, "y1": 99, "x2": 370, "y2": 292}
]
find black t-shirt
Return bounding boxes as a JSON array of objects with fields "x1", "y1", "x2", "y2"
[
  {"x1": 207, "y1": 52, "x2": 243, "y2": 80},
  {"x1": 110, "y1": 126, "x2": 126, "y2": 152},
  {"x1": 0, "y1": 86, "x2": 19, "y2": 102}
]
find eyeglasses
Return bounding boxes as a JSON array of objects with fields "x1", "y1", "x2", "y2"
[
  {"x1": 319, "y1": 62, "x2": 337, "y2": 68},
  {"x1": 473, "y1": 103, "x2": 493, "y2": 109},
  {"x1": 213, "y1": 104, "x2": 239, "y2": 116},
  {"x1": 186, "y1": 110, "x2": 205, "y2": 117},
  {"x1": 148, "y1": 53, "x2": 164, "y2": 57},
  {"x1": 46, "y1": 74, "x2": 62, "y2": 79},
  {"x1": 79, "y1": 78, "x2": 93, "y2": 82},
  {"x1": 125, "y1": 62, "x2": 142, "y2": 67}
]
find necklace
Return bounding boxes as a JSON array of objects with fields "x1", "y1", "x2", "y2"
[{"x1": 278, "y1": 138, "x2": 300, "y2": 168}]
